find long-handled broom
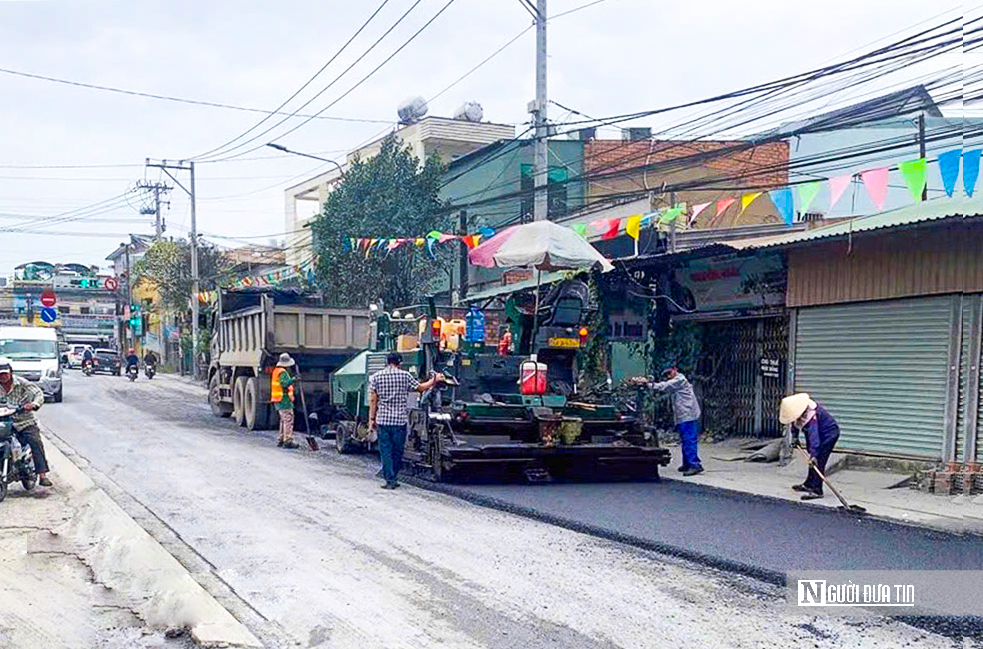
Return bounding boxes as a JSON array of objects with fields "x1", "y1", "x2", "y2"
[{"x1": 795, "y1": 446, "x2": 866, "y2": 514}]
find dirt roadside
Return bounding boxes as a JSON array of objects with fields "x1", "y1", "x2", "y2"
[{"x1": 0, "y1": 431, "x2": 261, "y2": 649}]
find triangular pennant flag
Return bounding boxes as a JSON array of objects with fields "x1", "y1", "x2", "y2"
[
  {"x1": 796, "y1": 181, "x2": 822, "y2": 214},
  {"x1": 625, "y1": 214, "x2": 643, "y2": 241},
  {"x1": 899, "y1": 158, "x2": 927, "y2": 201},
  {"x1": 478, "y1": 226, "x2": 496, "y2": 238},
  {"x1": 658, "y1": 207, "x2": 683, "y2": 225},
  {"x1": 716, "y1": 197, "x2": 736, "y2": 216},
  {"x1": 426, "y1": 230, "x2": 442, "y2": 240},
  {"x1": 425, "y1": 237, "x2": 437, "y2": 259},
  {"x1": 462, "y1": 235, "x2": 482, "y2": 250},
  {"x1": 688, "y1": 202, "x2": 711, "y2": 226},
  {"x1": 964, "y1": 149, "x2": 981, "y2": 198},
  {"x1": 768, "y1": 188, "x2": 794, "y2": 225},
  {"x1": 415, "y1": 238, "x2": 425, "y2": 247},
  {"x1": 938, "y1": 149, "x2": 961, "y2": 197},
  {"x1": 387, "y1": 239, "x2": 401, "y2": 252},
  {"x1": 740, "y1": 192, "x2": 763, "y2": 215},
  {"x1": 364, "y1": 238, "x2": 377, "y2": 259},
  {"x1": 861, "y1": 167, "x2": 889, "y2": 211},
  {"x1": 640, "y1": 211, "x2": 658, "y2": 227},
  {"x1": 572, "y1": 223, "x2": 587, "y2": 238},
  {"x1": 601, "y1": 218, "x2": 620, "y2": 240},
  {"x1": 828, "y1": 175, "x2": 852, "y2": 210},
  {"x1": 438, "y1": 233, "x2": 459, "y2": 244}
]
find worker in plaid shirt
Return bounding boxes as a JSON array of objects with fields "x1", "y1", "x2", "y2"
[{"x1": 369, "y1": 352, "x2": 442, "y2": 489}]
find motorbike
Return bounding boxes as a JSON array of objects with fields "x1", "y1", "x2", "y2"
[
  {"x1": 0, "y1": 405, "x2": 36, "y2": 503},
  {"x1": 145, "y1": 364, "x2": 156, "y2": 380},
  {"x1": 82, "y1": 359, "x2": 95, "y2": 376},
  {"x1": 126, "y1": 364, "x2": 139, "y2": 382}
]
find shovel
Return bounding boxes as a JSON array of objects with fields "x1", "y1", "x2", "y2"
[
  {"x1": 795, "y1": 446, "x2": 866, "y2": 514},
  {"x1": 295, "y1": 372, "x2": 318, "y2": 452}
]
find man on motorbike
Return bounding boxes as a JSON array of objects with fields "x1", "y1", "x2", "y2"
[
  {"x1": 125, "y1": 348, "x2": 139, "y2": 372},
  {"x1": 81, "y1": 346, "x2": 94, "y2": 372},
  {"x1": 0, "y1": 357, "x2": 51, "y2": 487},
  {"x1": 143, "y1": 350, "x2": 158, "y2": 367}
]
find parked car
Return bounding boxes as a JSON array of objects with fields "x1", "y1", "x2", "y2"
[
  {"x1": 93, "y1": 348, "x2": 121, "y2": 375},
  {"x1": 0, "y1": 326, "x2": 63, "y2": 402},
  {"x1": 67, "y1": 344, "x2": 92, "y2": 369}
]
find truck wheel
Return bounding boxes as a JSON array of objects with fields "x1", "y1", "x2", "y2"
[
  {"x1": 244, "y1": 378, "x2": 271, "y2": 431},
  {"x1": 335, "y1": 421, "x2": 359, "y2": 454},
  {"x1": 209, "y1": 374, "x2": 233, "y2": 418},
  {"x1": 0, "y1": 479, "x2": 6, "y2": 503},
  {"x1": 233, "y1": 377, "x2": 247, "y2": 427}
]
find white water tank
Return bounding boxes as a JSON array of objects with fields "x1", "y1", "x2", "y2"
[
  {"x1": 397, "y1": 96, "x2": 429, "y2": 124},
  {"x1": 453, "y1": 101, "x2": 484, "y2": 122}
]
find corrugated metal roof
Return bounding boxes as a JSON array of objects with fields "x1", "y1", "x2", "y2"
[
  {"x1": 465, "y1": 271, "x2": 568, "y2": 303},
  {"x1": 725, "y1": 195, "x2": 983, "y2": 251}
]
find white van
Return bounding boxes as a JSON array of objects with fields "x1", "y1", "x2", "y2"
[{"x1": 0, "y1": 327, "x2": 63, "y2": 402}]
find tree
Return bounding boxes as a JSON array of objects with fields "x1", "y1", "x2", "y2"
[
  {"x1": 309, "y1": 134, "x2": 450, "y2": 308},
  {"x1": 135, "y1": 239, "x2": 230, "y2": 312}
]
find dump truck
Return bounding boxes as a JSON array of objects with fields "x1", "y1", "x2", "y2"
[
  {"x1": 327, "y1": 278, "x2": 671, "y2": 481},
  {"x1": 207, "y1": 287, "x2": 370, "y2": 431}
]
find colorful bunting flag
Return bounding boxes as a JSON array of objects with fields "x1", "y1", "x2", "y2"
[
  {"x1": 861, "y1": 167, "x2": 889, "y2": 211},
  {"x1": 477, "y1": 227, "x2": 496, "y2": 239},
  {"x1": 796, "y1": 181, "x2": 822, "y2": 214},
  {"x1": 461, "y1": 235, "x2": 482, "y2": 250},
  {"x1": 938, "y1": 149, "x2": 961, "y2": 198},
  {"x1": 625, "y1": 214, "x2": 643, "y2": 241},
  {"x1": 740, "y1": 192, "x2": 763, "y2": 215},
  {"x1": 425, "y1": 237, "x2": 437, "y2": 259},
  {"x1": 600, "y1": 218, "x2": 620, "y2": 240},
  {"x1": 768, "y1": 188, "x2": 794, "y2": 225},
  {"x1": 659, "y1": 206, "x2": 683, "y2": 225},
  {"x1": 716, "y1": 197, "x2": 736, "y2": 216},
  {"x1": 828, "y1": 175, "x2": 852, "y2": 210},
  {"x1": 964, "y1": 149, "x2": 981, "y2": 198},
  {"x1": 572, "y1": 223, "x2": 588, "y2": 238},
  {"x1": 688, "y1": 202, "x2": 711, "y2": 226},
  {"x1": 899, "y1": 158, "x2": 927, "y2": 201}
]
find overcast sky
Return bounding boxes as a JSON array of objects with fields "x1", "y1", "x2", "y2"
[{"x1": 0, "y1": 0, "x2": 964, "y2": 275}]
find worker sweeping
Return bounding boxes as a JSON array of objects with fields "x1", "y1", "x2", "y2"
[
  {"x1": 271, "y1": 353, "x2": 300, "y2": 450},
  {"x1": 780, "y1": 393, "x2": 840, "y2": 501},
  {"x1": 632, "y1": 363, "x2": 703, "y2": 476}
]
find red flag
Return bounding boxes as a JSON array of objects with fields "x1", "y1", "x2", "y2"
[
  {"x1": 600, "y1": 218, "x2": 620, "y2": 240},
  {"x1": 716, "y1": 197, "x2": 737, "y2": 216}
]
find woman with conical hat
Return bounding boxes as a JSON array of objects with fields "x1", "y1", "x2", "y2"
[{"x1": 780, "y1": 393, "x2": 840, "y2": 501}]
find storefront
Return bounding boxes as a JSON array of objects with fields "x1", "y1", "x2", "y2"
[{"x1": 767, "y1": 197, "x2": 983, "y2": 462}]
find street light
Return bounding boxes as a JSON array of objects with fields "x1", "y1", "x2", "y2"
[{"x1": 266, "y1": 143, "x2": 345, "y2": 178}]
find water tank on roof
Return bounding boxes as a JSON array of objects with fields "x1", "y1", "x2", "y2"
[
  {"x1": 398, "y1": 96, "x2": 429, "y2": 124},
  {"x1": 453, "y1": 101, "x2": 484, "y2": 122}
]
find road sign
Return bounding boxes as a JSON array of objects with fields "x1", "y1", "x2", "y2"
[
  {"x1": 40, "y1": 307, "x2": 57, "y2": 323},
  {"x1": 104, "y1": 276, "x2": 119, "y2": 291},
  {"x1": 40, "y1": 290, "x2": 56, "y2": 307}
]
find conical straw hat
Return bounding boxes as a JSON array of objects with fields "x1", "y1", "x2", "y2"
[{"x1": 780, "y1": 393, "x2": 812, "y2": 424}]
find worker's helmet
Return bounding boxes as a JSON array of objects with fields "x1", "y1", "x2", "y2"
[
  {"x1": 0, "y1": 356, "x2": 12, "y2": 376},
  {"x1": 128, "y1": 348, "x2": 135, "y2": 354}
]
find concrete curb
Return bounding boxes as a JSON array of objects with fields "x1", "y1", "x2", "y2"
[{"x1": 39, "y1": 427, "x2": 263, "y2": 648}]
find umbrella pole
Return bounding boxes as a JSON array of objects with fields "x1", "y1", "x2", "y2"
[{"x1": 531, "y1": 268, "x2": 542, "y2": 359}]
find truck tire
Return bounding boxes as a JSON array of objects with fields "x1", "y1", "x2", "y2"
[
  {"x1": 209, "y1": 374, "x2": 233, "y2": 418},
  {"x1": 244, "y1": 378, "x2": 271, "y2": 431},
  {"x1": 335, "y1": 421, "x2": 360, "y2": 454},
  {"x1": 233, "y1": 377, "x2": 247, "y2": 427}
]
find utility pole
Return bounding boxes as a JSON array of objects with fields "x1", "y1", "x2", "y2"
[
  {"x1": 458, "y1": 210, "x2": 469, "y2": 302},
  {"x1": 146, "y1": 158, "x2": 199, "y2": 379},
  {"x1": 532, "y1": 0, "x2": 548, "y2": 222},
  {"x1": 918, "y1": 114, "x2": 928, "y2": 201},
  {"x1": 124, "y1": 243, "x2": 132, "y2": 351},
  {"x1": 136, "y1": 181, "x2": 172, "y2": 239}
]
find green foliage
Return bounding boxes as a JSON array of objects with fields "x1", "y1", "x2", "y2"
[
  {"x1": 135, "y1": 239, "x2": 230, "y2": 312},
  {"x1": 309, "y1": 135, "x2": 450, "y2": 309}
]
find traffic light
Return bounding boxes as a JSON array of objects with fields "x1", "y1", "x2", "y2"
[
  {"x1": 129, "y1": 303, "x2": 143, "y2": 336},
  {"x1": 75, "y1": 278, "x2": 102, "y2": 288}
]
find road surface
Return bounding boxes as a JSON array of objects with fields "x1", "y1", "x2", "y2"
[{"x1": 36, "y1": 371, "x2": 975, "y2": 648}]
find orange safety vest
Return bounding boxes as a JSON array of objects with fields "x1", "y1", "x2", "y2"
[{"x1": 270, "y1": 367, "x2": 294, "y2": 403}]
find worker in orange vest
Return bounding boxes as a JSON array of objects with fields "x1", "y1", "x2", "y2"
[{"x1": 271, "y1": 353, "x2": 300, "y2": 449}]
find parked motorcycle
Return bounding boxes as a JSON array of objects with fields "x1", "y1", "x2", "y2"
[
  {"x1": 145, "y1": 364, "x2": 156, "y2": 380},
  {"x1": 126, "y1": 364, "x2": 139, "y2": 382},
  {"x1": 0, "y1": 405, "x2": 36, "y2": 503}
]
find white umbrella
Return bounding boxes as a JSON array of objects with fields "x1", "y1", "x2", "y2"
[{"x1": 469, "y1": 221, "x2": 614, "y2": 348}]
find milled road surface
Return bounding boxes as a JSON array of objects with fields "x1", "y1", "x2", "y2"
[{"x1": 37, "y1": 372, "x2": 973, "y2": 648}]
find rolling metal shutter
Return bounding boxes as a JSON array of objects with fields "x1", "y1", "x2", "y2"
[
  {"x1": 956, "y1": 302, "x2": 973, "y2": 461},
  {"x1": 795, "y1": 296, "x2": 954, "y2": 459}
]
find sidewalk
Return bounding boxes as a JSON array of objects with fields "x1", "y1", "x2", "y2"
[
  {"x1": 673, "y1": 439, "x2": 983, "y2": 534},
  {"x1": 0, "y1": 431, "x2": 261, "y2": 649}
]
